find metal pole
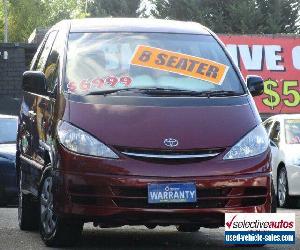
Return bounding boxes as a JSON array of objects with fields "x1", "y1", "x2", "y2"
[
  {"x1": 3, "y1": 0, "x2": 8, "y2": 42},
  {"x1": 85, "y1": 0, "x2": 88, "y2": 15}
]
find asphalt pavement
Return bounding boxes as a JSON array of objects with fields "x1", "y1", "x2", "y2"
[{"x1": 0, "y1": 207, "x2": 299, "y2": 250}]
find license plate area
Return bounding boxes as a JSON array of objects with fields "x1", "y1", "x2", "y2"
[{"x1": 148, "y1": 183, "x2": 197, "y2": 204}]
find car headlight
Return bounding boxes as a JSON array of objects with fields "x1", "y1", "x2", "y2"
[
  {"x1": 223, "y1": 124, "x2": 269, "y2": 160},
  {"x1": 57, "y1": 121, "x2": 119, "y2": 159}
]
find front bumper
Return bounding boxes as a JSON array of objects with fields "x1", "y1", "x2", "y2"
[
  {"x1": 53, "y1": 171, "x2": 272, "y2": 226},
  {"x1": 52, "y1": 143, "x2": 272, "y2": 226},
  {"x1": 286, "y1": 164, "x2": 300, "y2": 196}
]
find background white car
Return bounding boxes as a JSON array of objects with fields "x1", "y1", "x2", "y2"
[{"x1": 263, "y1": 114, "x2": 300, "y2": 208}]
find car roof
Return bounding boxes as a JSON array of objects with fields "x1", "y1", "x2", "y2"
[
  {"x1": 267, "y1": 114, "x2": 300, "y2": 122},
  {"x1": 0, "y1": 114, "x2": 18, "y2": 119},
  {"x1": 66, "y1": 18, "x2": 211, "y2": 35}
]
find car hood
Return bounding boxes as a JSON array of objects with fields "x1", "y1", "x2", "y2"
[
  {"x1": 0, "y1": 143, "x2": 16, "y2": 162},
  {"x1": 283, "y1": 144, "x2": 300, "y2": 155},
  {"x1": 67, "y1": 96, "x2": 257, "y2": 150}
]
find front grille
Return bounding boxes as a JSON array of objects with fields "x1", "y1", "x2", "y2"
[
  {"x1": 241, "y1": 197, "x2": 266, "y2": 207},
  {"x1": 113, "y1": 197, "x2": 228, "y2": 209},
  {"x1": 69, "y1": 184, "x2": 267, "y2": 209},
  {"x1": 71, "y1": 195, "x2": 98, "y2": 205},
  {"x1": 111, "y1": 186, "x2": 267, "y2": 209},
  {"x1": 111, "y1": 186, "x2": 147, "y2": 197},
  {"x1": 115, "y1": 146, "x2": 224, "y2": 163}
]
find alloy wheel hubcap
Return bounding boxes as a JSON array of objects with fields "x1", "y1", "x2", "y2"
[
  {"x1": 278, "y1": 171, "x2": 287, "y2": 206},
  {"x1": 40, "y1": 177, "x2": 57, "y2": 234}
]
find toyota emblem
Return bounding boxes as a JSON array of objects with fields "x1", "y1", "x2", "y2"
[{"x1": 164, "y1": 138, "x2": 179, "y2": 148}]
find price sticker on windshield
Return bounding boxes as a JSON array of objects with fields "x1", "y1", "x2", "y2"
[{"x1": 131, "y1": 45, "x2": 229, "y2": 85}]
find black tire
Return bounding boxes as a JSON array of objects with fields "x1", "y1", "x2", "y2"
[
  {"x1": 18, "y1": 170, "x2": 39, "y2": 231},
  {"x1": 39, "y1": 175, "x2": 83, "y2": 247},
  {"x1": 176, "y1": 225, "x2": 200, "y2": 232},
  {"x1": 271, "y1": 180, "x2": 277, "y2": 213},
  {"x1": 277, "y1": 167, "x2": 292, "y2": 208}
]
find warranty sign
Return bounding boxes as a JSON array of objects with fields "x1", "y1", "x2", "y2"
[{"x1": 131, "y1": 45, "x2": 229, "y2": 85}]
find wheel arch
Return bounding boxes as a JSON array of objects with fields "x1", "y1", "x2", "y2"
[
  {"x1": 277, "y1": 162, "x2": 286, "y2": 180},
  {"x1": 39, "y1": 142, "x2": 57, "y2": 193}
]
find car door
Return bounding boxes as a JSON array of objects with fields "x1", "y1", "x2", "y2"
[
  {"x1": 20, "y1": 30, "x2": 57, "y2": 196},
  {"x1": 269, "y1": 121, "x2": 281, "y2": 192},
  {"x1": 38, "y1": 31, "x2": 61, "y2": 168}
]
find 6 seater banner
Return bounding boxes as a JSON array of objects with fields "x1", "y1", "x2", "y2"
[{"x1": 220, "y1": 35, "x2": 300, "y2": 115}]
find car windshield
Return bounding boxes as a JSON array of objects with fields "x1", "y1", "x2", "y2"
[
  {"x1": 285, "y1": 119, "x2": 300, "y2": 144},
  {"x1": 65, "y1": 33, "x2": 244, "y2": 96},
  {"x1": 0, "y1": 118, "x2": 17, "y2": 144}
]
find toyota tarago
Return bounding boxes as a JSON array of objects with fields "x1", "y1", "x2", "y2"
[{"x1": 16, "y1": 18, "x2": 274, "y2": 246}]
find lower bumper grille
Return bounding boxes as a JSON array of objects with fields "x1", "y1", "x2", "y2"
[
  {"x1": 69, "y1": 185, "x2": 268, "y2": 209},
  {"x1": 113, "y1": 198, "x2": 228, "y2": 209}
]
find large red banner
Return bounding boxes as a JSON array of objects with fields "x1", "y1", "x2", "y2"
[{"x1": 220, "y1": 35, "x2": 300, "y2": 114}]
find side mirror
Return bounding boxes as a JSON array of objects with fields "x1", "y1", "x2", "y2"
[
  {"x1": 22, "y1": 71, "x2": 47, "y2": 95},
  {"x1": 246, "y1": 75, "x2": 264, "y2": 97}
]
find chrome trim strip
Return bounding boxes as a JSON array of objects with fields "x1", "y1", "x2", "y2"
[
  {"x1": 20, "y1": 155, "x2": 43, "y2": 170},
  {"x1": 121, "y1": 152, "x2": 219, "y2": 159}
]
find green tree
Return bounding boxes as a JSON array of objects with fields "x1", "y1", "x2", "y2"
[
  {"x1": 7, "y1": 0, "x2": 86, "y2": 42},
  {"x1": 139, "y1": 0, "x2": 300, "y2": 34},
  {"x1": 0, "y1": 0, "x2": 4, "y2": 42},
  {"x1": 8, "y1": 0, "x2": 46, "y2": 42},
  {"x1": 42, "y1": 0, "x2": 87, "y2": 25},
  {"x1": 138, "y1": 0, "x2": 169, "y2": 18},
  {"x1": 258, "y1": 0, "x2": 300, "y2": 33},
  {"x1": 88, "y1": 0, "x2": 140, "y2": 17},
  {"x1": 224, "y1": 0, "x2": 265, "y2": 34}
]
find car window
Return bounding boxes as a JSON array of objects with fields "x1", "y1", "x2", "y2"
[
  {"x1": 0, "y1": 118, "x2": 17, "y2": 144},
  {"x1": 65, "y1": 33, "x2": 244, "y2": 96},
  {"x1": 35, "y1": 31, "x2": 58, "y2": 72},
  {"x1": 285, "y1": 119, "x2": 300, "y2": 144},
  {"x1": 30, "y1": 37, "x2": 47, "y2": 70},
  {"x1": 270, "y1": 121, "x2": 280, "y2": 145},
  {"x1": 44, "y1": 33, "x2": 60, "y2": 93}
]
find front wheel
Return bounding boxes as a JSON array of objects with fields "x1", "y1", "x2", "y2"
[
  {"x1": 277, "y1": 167, "x2": 291, "y2": 208},
  {"x1": 39, "y1": 175, "x2": 83, "y2": 247}
]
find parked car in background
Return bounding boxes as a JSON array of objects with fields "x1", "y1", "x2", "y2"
[
  {"x1": 263, "y1": 114, "x2": 300, "y2": 207},
  {"x1": 0, "y1": 115, "x2": 18, "y2": 206}
]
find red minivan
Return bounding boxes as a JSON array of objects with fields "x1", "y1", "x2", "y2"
[{"x1": 17, "y1": 18, "x2": 275, "y2": 246}]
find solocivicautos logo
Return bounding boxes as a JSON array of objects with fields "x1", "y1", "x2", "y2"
[{"x1": 225, "y1": 213, "x2": 295, "y2": 245}]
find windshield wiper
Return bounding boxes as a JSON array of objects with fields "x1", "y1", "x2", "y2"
[
  {"x1": 141, "y1": 88, "x2": 243, "y2": 97},
  {"x1": 196, "y1": 90, "x2": 243, "y2": 97},
  {"x1": 85, "y1": 88, "x2": 242, "y2": 97},
  {"x1": 85, "y1": 88, "x2": 141, "y2": 96},
  {"x1": 85, "y1": 87, "x2": 197, "y2": 96},
  {"x1": 140, "y1": 87, "x2": 202, "y2": 96}
]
